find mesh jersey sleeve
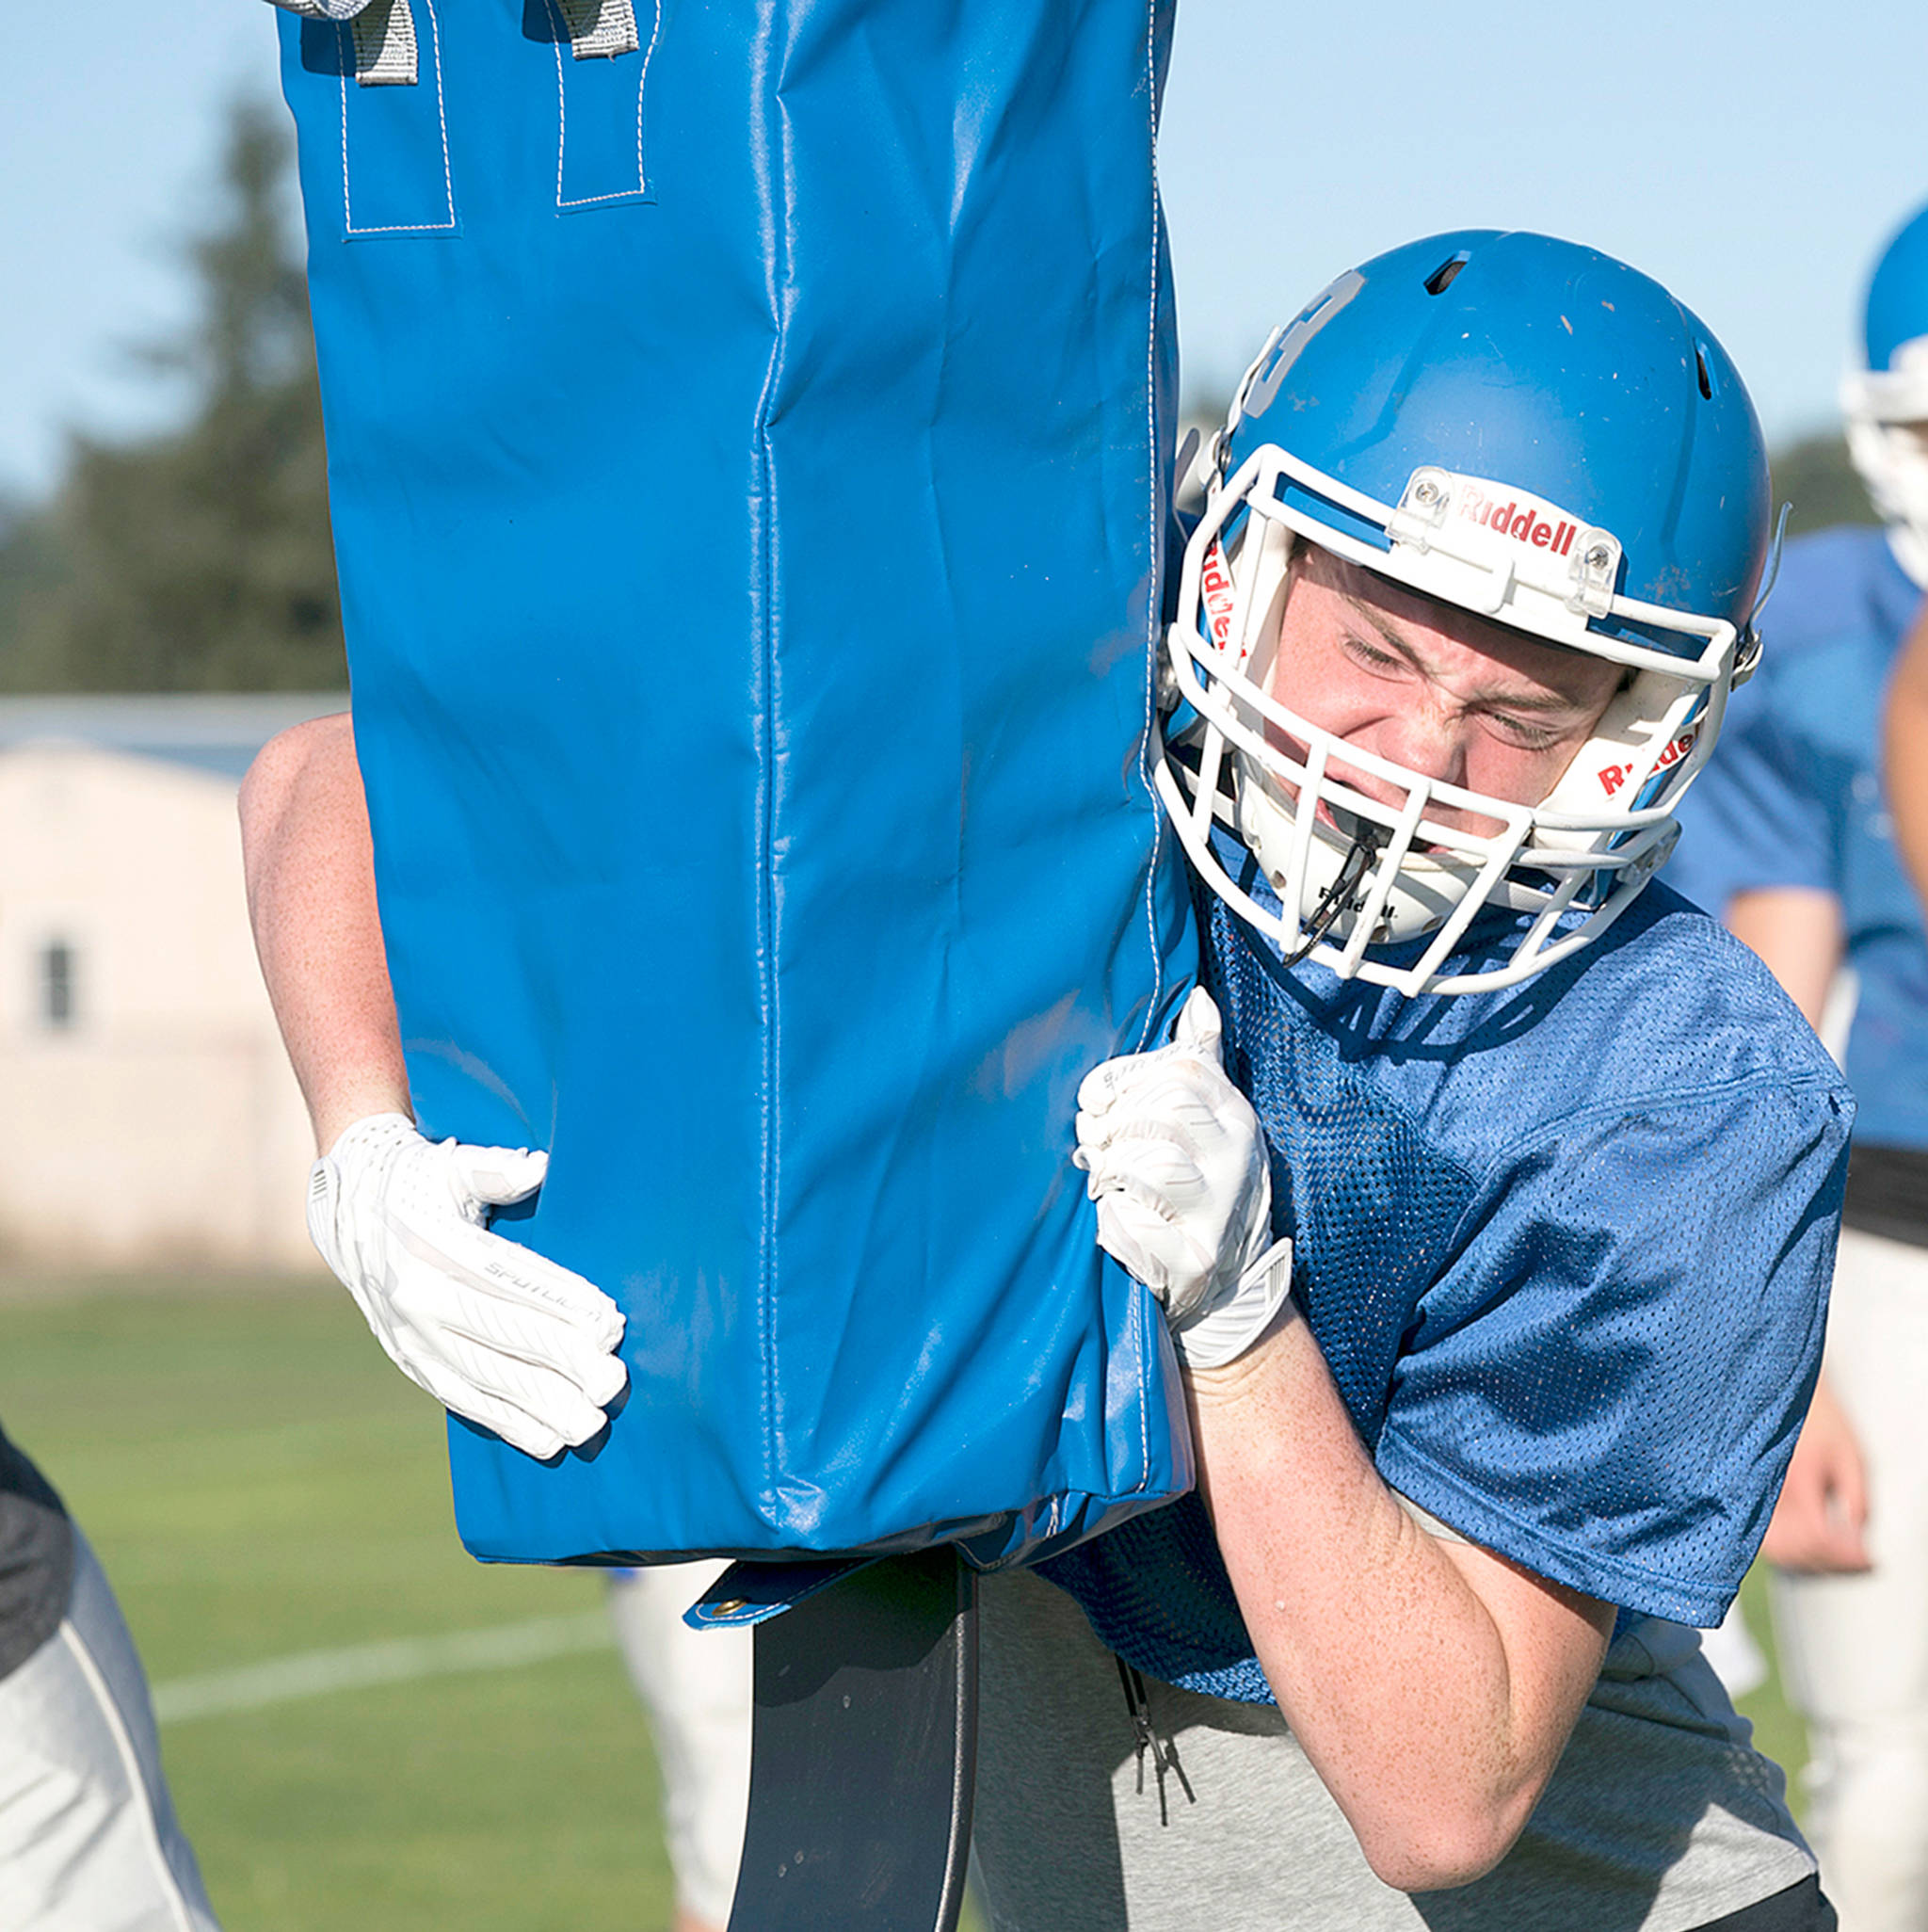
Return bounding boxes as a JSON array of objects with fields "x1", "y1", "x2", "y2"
[
  {"x1": 1372, "y1": 1073, "x2": 1849, "y2": 1627},
  {"x1": 1670, "y1": 672, "x2": 1836, "y2": 910}
]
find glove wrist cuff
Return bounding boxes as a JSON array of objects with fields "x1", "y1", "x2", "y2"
[
  {"x1": 1174, "y1": 1236, "x2": 1295, "y2": 1370},
  {"x1": 308, "y1": 1112, "x2": 419, "y2": 1282},
  {"x1": 324, "y1": 1111, "x2": 419, "y2": 1160}
]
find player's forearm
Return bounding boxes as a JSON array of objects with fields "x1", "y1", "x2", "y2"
[
  {"x1": 1886, "y1": 603, "x2": 1928, "y2": 913},
  {"x1": 239, "y1": 713, "x2": 411, "y2": 1152},
  {"x1": 1187, "y1": 1312, "x2": 1608, "y2": 1892}
]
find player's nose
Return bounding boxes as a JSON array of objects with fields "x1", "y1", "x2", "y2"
[{"x1": 1366, "y1": 705, "x2": 1471, "y2": 795}]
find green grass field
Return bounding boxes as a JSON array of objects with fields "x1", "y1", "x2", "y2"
[
  {"x1": 0, "y1": 1278, "x2": 1808, "y2": 1927},
  {"x1": 1732, "y1": 1565, "x2": 1809, "y2": 1820},
  {"x1": 0, "y1": 1278, "x2": 676, "y2": 1931}
]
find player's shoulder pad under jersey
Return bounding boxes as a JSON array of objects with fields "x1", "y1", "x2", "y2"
[
  {"x1": 1540, "y1": 880, "x2": 1848, "y2": 1102},
  {"x1": 1204, "y1": 867, "x2": 1852, "y2": 1235},
  {"x1": 1368, "y1": 879, "x2": 1856, "y2": 1179}
]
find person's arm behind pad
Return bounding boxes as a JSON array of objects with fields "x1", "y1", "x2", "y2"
[
  {"x1": 239, "y1": 713, "x2": 410, "y2": 1153},
  {"x1": 239, "y1": 717, "x2": 627, "y2": 1459}
]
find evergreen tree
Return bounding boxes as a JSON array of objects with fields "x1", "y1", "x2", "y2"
[
  {"x1": 0, "y1": 99, "x2": 345, "y2": 691},
  {"x1": 1772, "y1": 430, "x2": 1879, "y2": 543}
]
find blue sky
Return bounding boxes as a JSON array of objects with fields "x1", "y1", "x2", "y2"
[{"x1": 3, "y1": 1, "x2": 1925, "y2": 499}]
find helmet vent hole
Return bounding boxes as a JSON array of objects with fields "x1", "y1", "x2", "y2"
[
  {"x1": 1695, "y1": 344, "x2": 1715, "y2": 400},
  {"x1": 1423, "y1": 251, "x2": 1470, "y2": 296}
]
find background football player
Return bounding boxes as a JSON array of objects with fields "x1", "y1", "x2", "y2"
[
  {"x1": 0, "y1": 1422, "x2": 222, "y2": 1931},
  {"x1": 1674, "y1": 197, "x2": 1928, "y2": 1932}
]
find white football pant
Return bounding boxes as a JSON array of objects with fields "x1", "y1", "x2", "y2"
[
  {"x1": 1775, "y1": 1227, "x2": 1928, "y2": 1932},
  {"x1": 606, "y1": 1560, "x2": 751, "y2": 1929},
  {"x1": 0, "y1": 1529, "x2": 220, "y2": 1931}
]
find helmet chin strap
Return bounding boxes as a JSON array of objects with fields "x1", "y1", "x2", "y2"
[{"x1": 1280, "y1": 815, "x2": 1390, "y2": 967}]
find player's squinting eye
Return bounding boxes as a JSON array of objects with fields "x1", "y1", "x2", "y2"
[{"x1": 1341, "y1": 631, "x2": 1569, "y2": 753}]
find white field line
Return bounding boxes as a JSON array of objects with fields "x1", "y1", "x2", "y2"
[{"x1": 151, "y1": 1609, "x2": 616, "y2": 1724}]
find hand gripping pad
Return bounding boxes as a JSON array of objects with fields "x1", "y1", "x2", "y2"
[{"x1": 276, "y1": 0, "x2": 1195, "y2": 1569}]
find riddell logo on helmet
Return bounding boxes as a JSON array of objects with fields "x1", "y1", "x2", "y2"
[
  {"x1": 1202, "y1": 539, "x2": 1241, "y2": 653},
  {"x1": 1597, "y1": 730, "x2": 1697, "y2": 797},
  {"x1": 1455, "y1": 485, "x2": 1579, "y2": 557}
]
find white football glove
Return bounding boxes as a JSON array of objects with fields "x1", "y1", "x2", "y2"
[
  {"x1": 1073, "y1": 988, "x2": 1293, "y2": 1369},
  {"x1": 308, "y1": 1113, "x2": 628, "y2": 1458}
]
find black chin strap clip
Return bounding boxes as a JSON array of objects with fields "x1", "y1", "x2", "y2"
[{"x1": 1281, "y1": 821, "x2": 1390, "y2": 967}]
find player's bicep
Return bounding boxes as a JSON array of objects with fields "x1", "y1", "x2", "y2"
[{"x1": 1433, "y1": 1531, "x2": 1614, "y2": 1763}]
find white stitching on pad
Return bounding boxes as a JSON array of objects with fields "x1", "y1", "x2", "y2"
[
  {"x1": 340, "y1": 0, "x2": 456, "y2": 235},
  {"x1": 1133, "y1": 0, "x2": 1165, "y2": 1055},
  {"x1": 550, "y1": 0, "x2": 661, "y2": 210}
]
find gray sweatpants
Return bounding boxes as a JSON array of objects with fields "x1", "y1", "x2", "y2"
[{"x1": 972, "y1": 1568, "x2": 1814, "y2": 1932}]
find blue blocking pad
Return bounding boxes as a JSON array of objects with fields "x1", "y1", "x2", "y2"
[{"x1": 278, "y1": 0, "x2": 1195, "y2": 1569}]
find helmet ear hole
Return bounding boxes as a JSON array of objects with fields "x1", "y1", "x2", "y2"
[
  {"x1": 1695, "y1": 344, "x2": 1715, "y2": 401},
  {"x1": 1423, "y1": 251, "x2": 1470, "y2": 297}
]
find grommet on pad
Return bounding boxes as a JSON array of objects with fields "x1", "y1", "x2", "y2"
[{"x1": 686, "y1": 1556, "x2": 885, "y2": 1632}]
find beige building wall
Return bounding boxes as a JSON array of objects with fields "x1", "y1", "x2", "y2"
[{"x1": 0, "y1": 741, "x2": 317, "y2": 1268}]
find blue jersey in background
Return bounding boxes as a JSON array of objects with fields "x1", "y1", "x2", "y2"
[{"x1": 1670, "y1": 526, "x2": 1928, "y2": 1152}]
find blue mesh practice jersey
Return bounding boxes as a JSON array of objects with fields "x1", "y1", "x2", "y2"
[
  {"x1": 1670, "y1": 525, "x2": 1928, "y2": 1151},
  {"x1": 1042, "y1": 849, "x2": 1852, "y2": 1701}
]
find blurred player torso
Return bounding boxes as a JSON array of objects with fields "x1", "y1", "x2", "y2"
[{"x1": 1673, "y1": 525, "x2": 1928, "y2": 1149}]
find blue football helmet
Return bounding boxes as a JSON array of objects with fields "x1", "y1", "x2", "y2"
[
  {"x1": 1842, "y1": 200, "x2": 1928, "y2": 588},
  {"x1": 1161, "y1": 229, "x2": 1774, "y2": 995}
]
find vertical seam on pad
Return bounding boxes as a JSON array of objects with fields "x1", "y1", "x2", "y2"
[
  {"x1": 1131, "y1": 0, "x2": 1165, "y2": 1492},
  {"x1": 548, "y1": 4, "x2": 568, "y2": 206},
  {"x1": 1133, "y1": 0, "x2": 1165, "y2": 1062},
  {"x1": 425, "y1": 0, "x2": 456, "y2": 227},
  {"x1": 635, "y1": 0, "x2": 660, "y2": 194},
  {"x1": 748, "y1": 0, "x2": 782, "y2": 1518},
  {"x1": 336, "y1": 30, "x2": 352, "y2": 225}
]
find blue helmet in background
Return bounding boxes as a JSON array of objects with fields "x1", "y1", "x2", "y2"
[
  {"x1": 1161, "y1": 229, "x2": 1774, "y2": 995},
  {"x1": 1843, "y1": 200, "x2": 1928, "y2": 588}
]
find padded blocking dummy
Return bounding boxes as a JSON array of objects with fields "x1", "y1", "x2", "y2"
[{"x1": 277, "y1": 0, "x2": 1195, "y2": 1570}]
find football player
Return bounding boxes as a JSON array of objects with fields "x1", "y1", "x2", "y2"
[
  {"x1": 1672, "y1": 200, "x2": 1928, "y2": 1932},
  {"x1": 240, "y1": 230, "x2": 1848, "y2": 1931},
  {"x1": 973, "y1": 231, "x2": 1850, "y2": 1932}
]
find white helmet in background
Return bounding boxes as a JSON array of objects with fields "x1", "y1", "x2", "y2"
[{"x1": 1842, "y1": 201, "x2": 1928, "y2": 590}]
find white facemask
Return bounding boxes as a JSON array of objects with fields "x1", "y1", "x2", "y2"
[{"x1": 1158, "y1": 442, "x2": 1751, "y2": 997}]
